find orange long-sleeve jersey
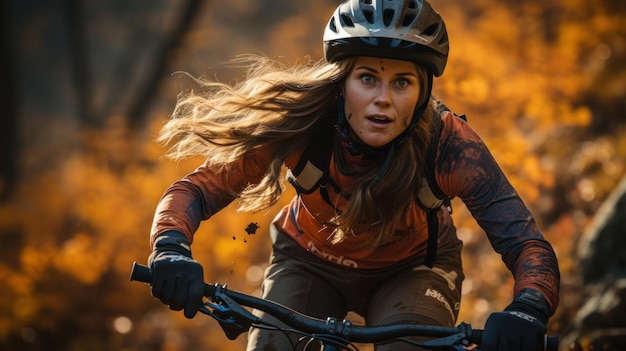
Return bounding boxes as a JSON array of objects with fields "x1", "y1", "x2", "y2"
[{"x1": 151, "y1": 112, "x2": 560, "y2": 315}]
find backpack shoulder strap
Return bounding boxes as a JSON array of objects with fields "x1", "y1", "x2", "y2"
[
  {"x1": 286, "y1": 126, "x2": 337, "y2": 203},
  {"x1": 419, "y1": 111, "x2": 444, "y2": 268},
  {"x1": 418, "y1": 111, "x2": 447, "y2": 211},
  {"x1": 419, "y1": 101, "x2": 467, "y2": 212},
  {"x1": 420, "y1": 101, "x2": 467, "y2": 268}
]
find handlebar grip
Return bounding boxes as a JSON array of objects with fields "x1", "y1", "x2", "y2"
[
  {"x1": 130, "y1": 262, "x2": 216, "y2": 298},
  {"x1": 130, "y1": 262, "x2": 152, "y2": 283}
]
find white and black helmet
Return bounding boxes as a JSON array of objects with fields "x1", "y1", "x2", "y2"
[{"x1": 324, "y1": 0, "x2": 449, "y2": 77}]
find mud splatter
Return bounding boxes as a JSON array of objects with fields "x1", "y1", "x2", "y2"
[{"x1": 245, "y1": 222, "x2": 259, "y2": 235}]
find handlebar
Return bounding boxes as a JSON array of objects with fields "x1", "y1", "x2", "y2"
[{"x1": 130, "y1": 262, "x2": 558, "y2": 350}]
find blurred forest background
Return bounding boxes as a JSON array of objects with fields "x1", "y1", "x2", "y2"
[{"x1": 1, "y1": 0, "x2": 625, "y2": 350}]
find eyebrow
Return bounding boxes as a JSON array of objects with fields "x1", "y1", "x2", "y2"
[{"x1": 354, "y1": 65, "x2": 418, "y2": 77}]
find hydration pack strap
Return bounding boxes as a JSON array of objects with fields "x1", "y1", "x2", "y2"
[
  {"x1": 424, "y1": 209, "x2": 439, "y2": 268},
  {"x1": 286, "y1": 124, "x2": 339, "y2": 208}
]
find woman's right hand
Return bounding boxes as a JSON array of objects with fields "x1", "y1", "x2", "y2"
[{"x1": 148, "y1": 231, "x2": 205, "y2": 318}]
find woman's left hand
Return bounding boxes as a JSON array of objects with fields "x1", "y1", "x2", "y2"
[
  {"x1": 481, "y1": 288, "x2": 550, "y2": 351},
  {"x1": 482, "y1": 309, "x2": 547, "y2": 351}
]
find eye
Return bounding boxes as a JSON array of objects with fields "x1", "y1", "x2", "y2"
[
  {"x1": 360, "y1": 73, "x2": 375, "y2": 84},
  {"x1": 394, "y1": 77, "x2": 411, "y2": 88}
]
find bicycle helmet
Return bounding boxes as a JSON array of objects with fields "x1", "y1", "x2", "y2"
[{"x1": 324, "y1": 0, "x2": 449, "y2": 77}]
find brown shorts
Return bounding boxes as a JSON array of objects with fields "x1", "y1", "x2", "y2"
[{"x1": 246, "y1": 225, "x2": 464, "y2": 351}]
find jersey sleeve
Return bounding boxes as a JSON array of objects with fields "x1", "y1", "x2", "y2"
[
  {"x1": 435, "y1": 112, "x2": 560, "y2": 315},
  {"x1": 150, "y1": 150, "x2": 273, "y2": 247}
]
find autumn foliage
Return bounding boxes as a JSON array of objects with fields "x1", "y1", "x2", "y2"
[{"x1": 1, "y1": 0, "x2": 625, "y2": 350}]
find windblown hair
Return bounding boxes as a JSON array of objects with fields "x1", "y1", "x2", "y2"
[{"x1": 159, "y1": 55, "x2": 435, "y2": 248}]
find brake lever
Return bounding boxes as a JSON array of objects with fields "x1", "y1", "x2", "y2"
[
  {"x1": 202, "y1": 290, "x2": 261, "y2": 340},
  {"x1": 417, "y1": 333, "x2": 468, "y2": 350}
]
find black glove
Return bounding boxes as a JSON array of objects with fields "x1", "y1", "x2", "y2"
[
  {"x1": 482, "y1": 288, "x2": 551, "y2": 351},
  {"x1": 148, "y1": 230, "x2": 204, "y2": 318}
]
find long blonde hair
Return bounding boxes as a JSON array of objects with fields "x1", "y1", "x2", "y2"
[{"x1": 160, "y1": 55, "x2": 435, "y2": 248}]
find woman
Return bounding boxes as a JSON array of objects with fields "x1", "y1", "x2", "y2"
[{"x1": 147, "y1": 0, "x2": 560, "y2": 350}]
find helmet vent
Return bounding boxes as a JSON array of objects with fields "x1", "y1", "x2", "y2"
[
  {"x1": 363, "y1": 9, "x2": 374, "y2": 24},
  {"x1": 438, "y1": 32, "x2": 449, "y2": 46},
  {"x1": 329, "y1": 17, "x2": 338, "y2": 33},
  {"x1": 383, "y1": 9, "x2": 394, "y2": 26},
  {"x1": 340, "y1": 14, "x2": 355, "y2": 27},
  {"x1": 408, "y1": 0, "x2": 418, "y2": 9},
  {"x1": 423, "y1": 23, "x2": 440, "y2": 37},
  {"x1": 402, "y1": 14, "x2": 416, "y2": 26}
]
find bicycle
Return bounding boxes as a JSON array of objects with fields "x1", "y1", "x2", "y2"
[{"x1": 130, "y1": 262, "x2": 558, "y2": 351}]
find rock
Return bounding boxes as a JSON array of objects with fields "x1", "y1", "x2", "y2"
[
  {"x1": 562, "y1": 176, "x2": 626, "y2": 350},
  {"x1": 577, "y1": 176, "x2": 626, "y2": 283}
]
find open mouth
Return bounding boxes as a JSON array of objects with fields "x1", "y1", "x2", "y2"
[{"x1": 367, "y1": 116, "x2": 392, "y2": 124}]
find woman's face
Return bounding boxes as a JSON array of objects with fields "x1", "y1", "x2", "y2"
[{"x1": 343, "y1": 56, "x2": 421, "y2": 148}]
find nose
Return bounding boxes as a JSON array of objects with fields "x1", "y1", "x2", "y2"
[{"x1": 374, "y1": 85, "x2": 391, "y2": 107}]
